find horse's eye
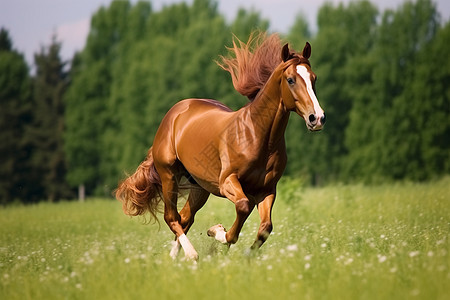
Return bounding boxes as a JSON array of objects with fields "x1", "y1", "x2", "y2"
[{"x1": 287, "y1": 78, "x2": 295, "y2": 85}]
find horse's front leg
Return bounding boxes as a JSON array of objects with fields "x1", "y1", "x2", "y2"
[
  {"x1": 251, "y1": 193, "x2": 276, "y2": 250},
  {"x1": 208, "y1": 174, "x2": 255, "y2": 244}
]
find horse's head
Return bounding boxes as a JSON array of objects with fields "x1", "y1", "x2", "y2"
[{"x1": 280, "y1": 43, "x2": 325, "y2": 131}]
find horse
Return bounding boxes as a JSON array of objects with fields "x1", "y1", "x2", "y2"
[{"x1": 116, "y1": 32, "x2": 325, "y2": 260}]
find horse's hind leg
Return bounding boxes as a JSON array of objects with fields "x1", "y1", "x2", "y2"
[
  {"x1": 170, "y1": 187, "x2": 209, "y2": 259},
  {"x1": 180, "y1": 187, "x2": 210, "y2": 233},
  {"x1": 159, "y1": 169, "x2": 199, "y2": 260}
]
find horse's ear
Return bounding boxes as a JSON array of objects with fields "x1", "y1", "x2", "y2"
[
  {"x1": 281, "y1": 43, "x2": 291, "y2": 62},
  {"x1": 302, "y1": 42, "x2": 311, "y2": 59}
]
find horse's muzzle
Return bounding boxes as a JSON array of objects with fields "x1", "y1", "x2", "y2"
[{"x1": 307, "y1": 112, "x2": 326, "y2": 131}]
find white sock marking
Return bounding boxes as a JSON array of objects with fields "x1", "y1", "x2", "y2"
[
  {"x1": 169, "y1": 239, "x2": 181, "y2": 259},
  {"x1": 178, "y1": 234, "x2": 198, "y2": 260}
]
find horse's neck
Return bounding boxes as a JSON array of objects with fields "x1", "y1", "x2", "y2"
[{"x1": 246, "y1": 68, "x2": 290, "y2": 150}]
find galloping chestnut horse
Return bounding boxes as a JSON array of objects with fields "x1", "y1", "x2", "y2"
[{"x1": 116, "y1": 33, "x2": 325, "y2": 260}]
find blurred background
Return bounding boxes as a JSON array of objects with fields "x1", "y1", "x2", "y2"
[{"x1": 0, "y1": 0, "x2": 449, "y2": 203}]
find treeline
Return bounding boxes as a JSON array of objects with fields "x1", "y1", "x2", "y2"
[{"x1": 1, "y1": 0, "x2": 448, "y2": 203}]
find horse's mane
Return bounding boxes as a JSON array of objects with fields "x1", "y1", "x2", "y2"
[{"x1": 217, "y1": 32, "x2": 283, "y2": 101}]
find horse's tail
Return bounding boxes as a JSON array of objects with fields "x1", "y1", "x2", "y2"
[{"x1": 116, "y1": 147, "x2": 162, "y2": 220}]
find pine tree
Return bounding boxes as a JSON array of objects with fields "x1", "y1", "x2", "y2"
[
  {"x1": 0, "y1": 28, "x2": 38, "y2": 203},
  {"x1": 30, "y1": 36, "x2": 72, "y2": 201}
]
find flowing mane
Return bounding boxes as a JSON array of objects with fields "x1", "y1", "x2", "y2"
[{"x1": 217, "y1": 32, "x2": 283, "y2": 101}]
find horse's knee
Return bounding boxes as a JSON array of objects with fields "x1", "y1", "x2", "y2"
[
  {"x1": 180, "y1": 215, "x2": 194, "y2": 231},
  {"x1": 164, "y1": 209, "x2": 182, "y2": 234},
  {"x1": 164, "y1": 210, "x2": 176, "y2": 223}
]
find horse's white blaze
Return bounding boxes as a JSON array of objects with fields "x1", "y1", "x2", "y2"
[{"x1": 296, "y1": 65, "x2": 324, "y2": 118}]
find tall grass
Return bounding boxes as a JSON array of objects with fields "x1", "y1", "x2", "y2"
[{"x1": 1, "y1": 178, "x2": 449, "y2": 299}]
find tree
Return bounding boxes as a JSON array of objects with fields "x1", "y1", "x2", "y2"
[
  {"x1": 380, "y1": 0, "x2": 443, "y2": 181},
  {"x1": 30, "y1": 35, "x2": 72, "y2": 201},
  {"x1": 286, "y1": 12, "x2": 311, "y2": 50},
  {"x1": 410, "y1": 21, "x2": 450, "y2": 177},
  {"x1": 0, "y1": 28, "x2": 36, "y2": 203},
  {"x1": 65, "y1": 1, "x2": 132, "y2": 197},
  {"x1": 230, "y1": 8, "x2": 270, "y2": 42},
  {"x1": 345, "y1": 0, "x2": 445, "y2": 182}
]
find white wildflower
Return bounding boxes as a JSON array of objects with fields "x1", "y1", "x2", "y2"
[
  {"x1": 286, "y1": 244, "x2": 298, "y2": 252},
  {"x1": 409, "y1": 251, "x2": 420, "y2": 258},
  {"x1": 344, "y1": 258, "x2": 354, "y2": 265}
]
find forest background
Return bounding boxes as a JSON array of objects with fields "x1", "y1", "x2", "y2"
[{"x1": 1, "y1": 0, "x2": 449, "y2": 203}]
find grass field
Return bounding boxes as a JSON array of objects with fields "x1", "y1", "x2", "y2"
[{"x1": 1, "y1": 178, "x2": 449, "y2": 299}]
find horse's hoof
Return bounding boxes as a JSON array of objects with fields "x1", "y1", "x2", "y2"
[
  {"x1": 207, "y1": 224, "x2": 224, "y2": 236},
  {"x1": 185, "y1": 251, "x2": 199, "y2": 261},
  {"x1": 207, "y1": 224, "x2": 227, "y2": 244}
]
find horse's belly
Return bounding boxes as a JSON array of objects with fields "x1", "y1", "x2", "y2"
[
  {"x1": 190, "y1": 176, "x2": 221, "y2": 196},
  {"x1": 178, "y1": 139, "x2": 222, "y2": 195},
  {"x1": 172, "y1": 99, "x2": 232, "y2": 194}
]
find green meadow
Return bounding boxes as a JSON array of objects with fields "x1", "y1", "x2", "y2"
[{"x1": 1, "y1": 178, "x2": 449, "y2": 300}]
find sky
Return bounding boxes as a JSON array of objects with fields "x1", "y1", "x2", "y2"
[{"x1": 1, "y1": 0, "x2": 449, "y2": 65}]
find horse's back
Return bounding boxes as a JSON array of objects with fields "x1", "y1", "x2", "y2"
[
  {"x1": 156, "y1": 97, "x2": 231, "y2": 130},
  {"x1": 174, "y1": 98, "x2": 233, "y2": 116}
]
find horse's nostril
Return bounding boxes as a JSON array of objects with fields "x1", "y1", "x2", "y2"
[
  {"x1": 309, "y1": 114, "x2": 316, "y2": 123},
  {"x1": 320, "y1": 113, "x2": 326, "y2": 124}
]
